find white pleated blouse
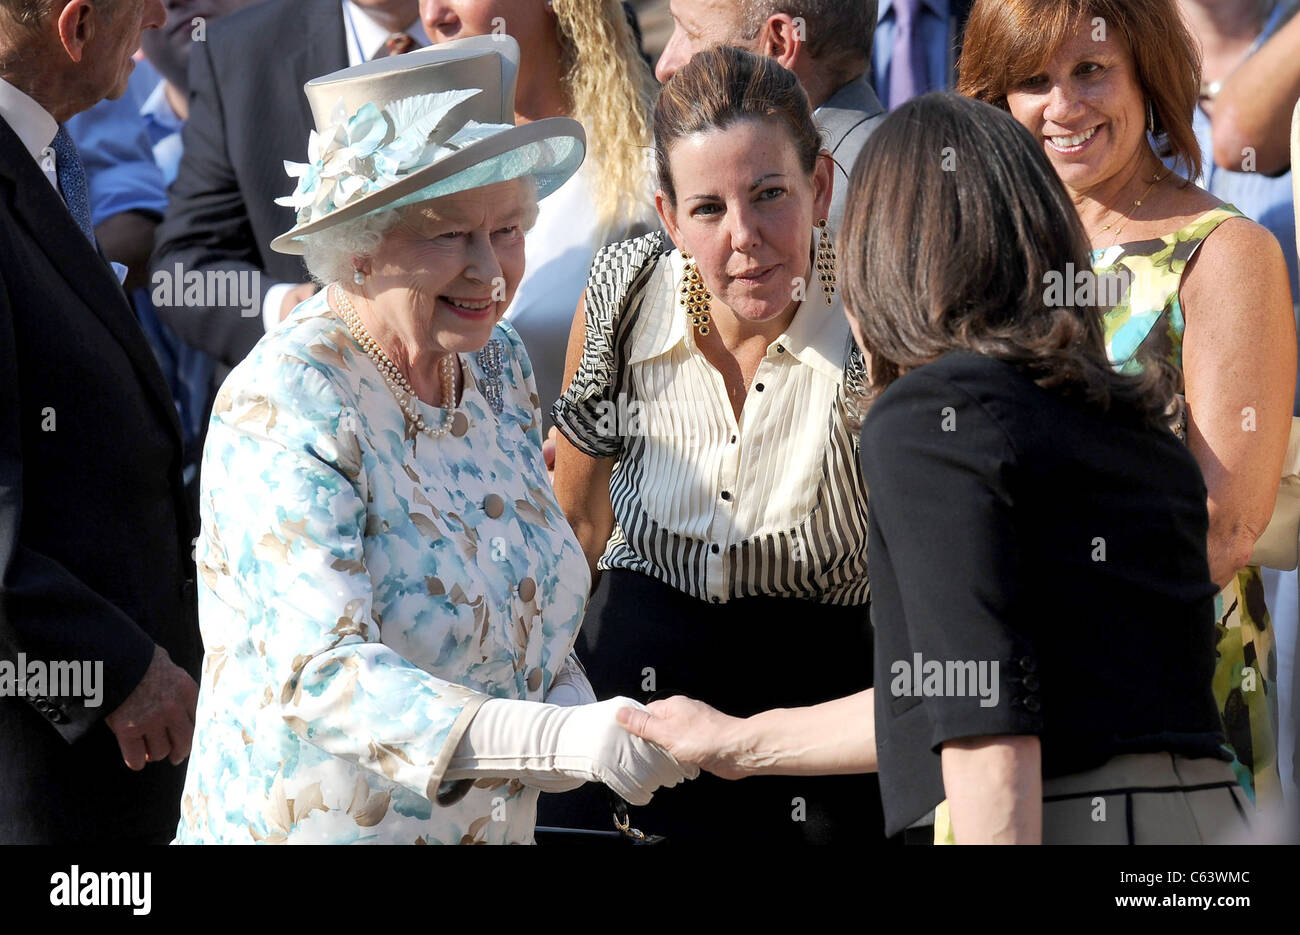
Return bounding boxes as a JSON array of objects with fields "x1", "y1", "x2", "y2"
[{"x1": 553, "y1": 233, "x2": 870, "y2": 606}]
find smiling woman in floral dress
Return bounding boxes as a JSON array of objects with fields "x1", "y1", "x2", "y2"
[{"x1": 173, "y1": 37, "x2": 692, "y2": 845}]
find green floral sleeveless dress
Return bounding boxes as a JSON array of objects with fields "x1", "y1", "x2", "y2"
[{"x1": 1093, "y1": 205, "x2": 1279, "y2": 808}]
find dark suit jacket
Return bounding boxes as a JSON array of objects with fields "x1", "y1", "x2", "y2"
[
  {"x1": 818, "y1": 73, "x2": 886, "y2": 235},
  {"x1": 859, "y1": 352, "x2": 1224, "y2": 836},
  {"x1": 151, "y1": 0, "x2": 348, "y2": 372},
  {"x1": 948, "y1": 0, "x2": 974, "y2": 82},
  {"x1": 0, "y1": 118, "x2": 202, "y2": 843}
]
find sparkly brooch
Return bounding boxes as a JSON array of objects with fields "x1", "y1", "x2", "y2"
[{"x1": 477, "y1": 339, "x2": 505, "y2": 415}]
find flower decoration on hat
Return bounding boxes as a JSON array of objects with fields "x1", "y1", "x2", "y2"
[{"x1": 275, "y1": 88, "x2": 512, "y2": 225}]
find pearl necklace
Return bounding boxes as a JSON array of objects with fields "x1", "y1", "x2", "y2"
[{"x1": 330, "y1": 283, "x2": 457, "y2": 439}]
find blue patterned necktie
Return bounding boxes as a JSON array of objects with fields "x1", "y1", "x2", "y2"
[
  {"x1": 51, "y1": 125, "x2": 96, "y2": 245},
  {"x1": 888, "y1": 0, "x2": 929, "y2": 110}
]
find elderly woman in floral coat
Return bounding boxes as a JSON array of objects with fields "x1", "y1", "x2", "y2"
[{"x1": 174, "y1": 37, "x2": 691, "y2": 845}]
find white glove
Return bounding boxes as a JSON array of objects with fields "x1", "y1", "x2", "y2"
[
  {"x1": 544, "y1": 653, "x2": 597, "y2": 707},
  {"x1": 443, "y1": 696, "x2": 699, "y2": 805}
]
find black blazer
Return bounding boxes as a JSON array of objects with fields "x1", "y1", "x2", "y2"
[
  {"x1": 859, "y1": 352, "x2": 1226, "y2": 836},
  {"x1": 0, "y1": 119, "x2": 202, "y2": 843},
  {"x1": 151, "y1": 0, "x2": 348, "y2": 371}
]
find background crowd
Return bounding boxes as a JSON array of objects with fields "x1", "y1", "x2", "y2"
[{"x1": 1, "y1": 0, "x2": 1298, "y2": 845}]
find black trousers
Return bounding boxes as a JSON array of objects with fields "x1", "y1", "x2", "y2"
[{"x1": 537, "y1": 569, "x2": 892, "y2": 845}]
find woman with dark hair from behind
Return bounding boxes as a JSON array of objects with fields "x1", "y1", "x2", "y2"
[{"x1": 619, "y1": 93, "x2": 1250, "y2": 845}]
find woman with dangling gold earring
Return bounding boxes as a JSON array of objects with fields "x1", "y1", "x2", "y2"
[{"x1": 545, "y1": 47, "x2": 881, "y2": 845}]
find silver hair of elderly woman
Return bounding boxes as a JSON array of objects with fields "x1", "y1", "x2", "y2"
[{"x1": 299, "y1": 178, "x2": 542, "y2": 287}]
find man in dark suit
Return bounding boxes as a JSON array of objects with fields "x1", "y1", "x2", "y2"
[
  {"x1": 0, "y1": 0, "x2": 202, "y2": 843},
  {"x1": 151, "y1": 0, "x2": 422, "y2": 380}
]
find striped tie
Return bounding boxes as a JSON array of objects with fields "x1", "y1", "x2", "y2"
[{"x1": 51, "y1": 125, "x2": 96, "y2": 245}]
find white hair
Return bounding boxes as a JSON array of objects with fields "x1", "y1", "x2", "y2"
[{"x1": 300, "y1": 207, "x2": 403, "y2": 286}]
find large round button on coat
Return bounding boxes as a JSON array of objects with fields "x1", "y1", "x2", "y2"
[
  {"x1": 518, "y1": 577, "x2": 537, "y2": 602},
  {"x1": 484, "y1": 494, "x2": 505, "y2": 518}
]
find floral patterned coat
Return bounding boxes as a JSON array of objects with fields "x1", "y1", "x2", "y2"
[{"x1": 175, "y1": 291, "x2": 590, "y2": 844}]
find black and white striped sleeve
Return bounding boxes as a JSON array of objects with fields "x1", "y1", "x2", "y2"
[{"x1": 551, "y1": 231, "x2": 666, "y2": 460}]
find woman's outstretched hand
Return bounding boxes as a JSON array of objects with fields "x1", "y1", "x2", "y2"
[
  {"x1": 616, "y1": 696, "x2": 751, "y2": 780},
  {"x1": 622, "y1": 689, "x2": 878, "y2": 779}
]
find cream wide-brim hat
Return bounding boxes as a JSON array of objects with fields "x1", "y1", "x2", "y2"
[{"x1": 270, "y1": 35, "x2": 586, "y2": 255}]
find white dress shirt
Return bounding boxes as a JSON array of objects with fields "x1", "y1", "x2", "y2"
[
  {"x1": 619, "y1": 247, "x2": 857, "y2": 601},
  {"x1": 554, "y1": 236, "x2": 872, "y2": 605},
  {"x1": 342, "y1": 0, "x2": 429, "y2": 66},
  {"x1": 0, "y1": 75, "x2": 59, "y2": 191}
]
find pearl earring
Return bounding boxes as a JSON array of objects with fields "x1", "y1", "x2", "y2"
[{"x1": 353, "y1": 267, "x2": 366, "y2": 285}]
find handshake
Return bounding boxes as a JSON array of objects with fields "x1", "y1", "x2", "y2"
[{"x1": 444, "y1": 668, "x2": 698, "y2": 805}]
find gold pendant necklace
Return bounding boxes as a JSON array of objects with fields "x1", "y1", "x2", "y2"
[{"x1": 1098, "y1": 170, "x2": 1169, "y2": 246}]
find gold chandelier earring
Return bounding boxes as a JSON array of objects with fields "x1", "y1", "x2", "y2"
[
  {"x1": 680, "y1": 250, "x2": 712, "y2": 336},
  {"x1": 816, "y1": 219, "x2": 837, "y2": 305}
]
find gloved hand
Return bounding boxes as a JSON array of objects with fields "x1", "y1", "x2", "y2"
[
  {"x1": 544, "y1": 653, "x2": 597, "y2": 708},
  {"x1": 443, "y1": 696, "x2": 699, "y2": 804}
]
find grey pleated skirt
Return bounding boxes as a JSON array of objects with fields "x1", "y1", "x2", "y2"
[{"x1": 1038, "y1": 752, "x2": 1249, "y2": 844}]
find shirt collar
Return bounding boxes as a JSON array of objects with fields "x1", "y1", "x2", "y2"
[
  {"x1": 779, "y1": 280, "x2": 850, "y2": 382},
  {"x1": 140, "y1": 78, "x2": 183, "y2": 132},
  {"x1": 626, "y1": 250, "x2": 685, "y2": 365},
  {"x1": 879, "y1": 0, "x2": 950, "y2": 20},
  {"x1": 344, "y1": 0, "x2": 429, "y2": 61},
  {"x1": 816, "y1": 72, "x2": 885, "y2": 147},
  {"x1": 0, "y1": 75, "x2": 58, "y2": 168},
  {"x1": 627, "y1": 246, "x2": 848, "y2": 383}
]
